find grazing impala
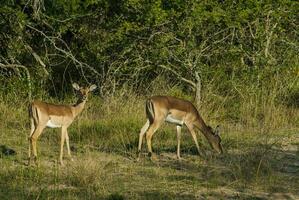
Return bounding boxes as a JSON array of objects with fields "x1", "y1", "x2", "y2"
[
  {"x1": 137, "y1": 96, "x2": 223, "y2": 160},
  {"x1": 28, "y1": 83, "x2": 97, "y2": 165}
]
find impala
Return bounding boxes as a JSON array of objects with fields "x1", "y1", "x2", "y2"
[
  {"x1": 28, "y1": 83, "x2": 97, "y2": 165},
  {"x1": 137, "y1": 96, "x2": 223, "y2": 160}
]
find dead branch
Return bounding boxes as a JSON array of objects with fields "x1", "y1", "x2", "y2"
[
  {"x1": 265, "y1": 10, "x2": 278, "y2": 58},
  {"x1": 0, "y1": 63, "x2": 32, "y2": 101},
  {"x1": 26, "y1": 24, "x2": 102, "y2": 83},
  {"x1": 194, "y1": 71, "x2": 201, "y2": 106},
  {"x1": 158, "y1": 64, "x2": 196, "y2": 88},
  {"x1": 24, "y1": 44, "x2": 49, "y2": 76}
]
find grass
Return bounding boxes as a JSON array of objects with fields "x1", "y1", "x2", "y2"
[{"x1": 0, "y1": 94, "x2": 298, "y2": 199}]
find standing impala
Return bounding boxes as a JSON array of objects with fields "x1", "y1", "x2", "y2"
[
  {"x1": 28, "y1": 83, "x2": 97, "y2": 165},
  {"x1": 138, "y1": 96, "x2": 223, "y2": 160}
]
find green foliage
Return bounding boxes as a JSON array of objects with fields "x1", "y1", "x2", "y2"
[{"x1": 0, "y1": 0, "x2": 298, "y2": 122}]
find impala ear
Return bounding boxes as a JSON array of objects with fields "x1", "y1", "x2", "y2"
[
  {"x1": 89, "y1": 84, "x2": 97, "y2": 92},
  {"x1": 214, "y1": 125, "x2": 221, "y2": 136},
  {"x1": 72, "y1": 83, "x2": 80, "y2": 91}
]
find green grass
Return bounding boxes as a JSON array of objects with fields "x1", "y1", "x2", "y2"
[{"x1": 0, "y1": 96, "x2": 298, "y2": 199}]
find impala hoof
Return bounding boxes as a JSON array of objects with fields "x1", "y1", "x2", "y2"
[
  {"x1": 136, "y1": 150, "x2": 142, "y2": 162},
  {"x1": 30, "y1": 156, "x2": 39, "y2": 166},
  {"x1": 148, "y1": 152, "x2": 157, "y2": 161},
  {"x1": 59, "y1": 160, "x2": 65, "y2": 166}
]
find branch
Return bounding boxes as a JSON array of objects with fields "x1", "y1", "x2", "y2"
[
  {"x1": 265, "y1": 10, "x2": 278, "y2": 58},
  {"x1": 0, "y1": 63, "x2": 32, "y2": 101},
  {"x1": 265, "y1": 22, "x2": 278, "y2": 58},
  {"x1": 194, "y1": 71, "x2": 202, "y2": 106},
  {"x1": 26, "y1": 24, "x2": 102, "y2": 82},
  {"x1": 158, "y1": 64, "x2": 196, "y2": 88},
  {"x1": 24, "y1": 44, "x2": 49, "y2": 76}
]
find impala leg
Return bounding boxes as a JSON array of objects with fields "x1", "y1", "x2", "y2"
[
  {"x1": 28, "y1": 118, "x2": 35, "y2": 165},
  {"x1": 146, "y1": 120, "x2": 162, "y2": 160},
  {"x1": 65, "y1": 129, "x2": 73, "y2": 161},
  {"x1": 137, "y1": 120, "x2": 150, "y2": 161},
  {"x1": 186, "y1": 123, "x2": 203, "y2": 157},
  {"x1": 30, "y1": 125, "x2": 46, "y2": 165},
  {"x1": 60, "y1": 126, "x2": 67, "y2": 165},
  {"x1": 176, "y1": 125, "x2": 182, "y2": 160}
]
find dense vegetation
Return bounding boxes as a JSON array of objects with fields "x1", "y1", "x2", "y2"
[
  {"x1": 0, "y1": 0, "x2": 298, "y2": 199},
  {"x1": 1, "y1": 0, "x2": 298, "y2": 105}
]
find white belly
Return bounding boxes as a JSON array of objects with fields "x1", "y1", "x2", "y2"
[
  {"x1": 46, "y1": 120, "x2": 62, "y2": 128},
  {"x1": 165, "y1": 115, "x2": 184, "y2": 126}
]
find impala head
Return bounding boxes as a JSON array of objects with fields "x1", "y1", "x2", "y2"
[
  {"x1": 208, "y1": 125, "x2": 223, "y2": 154},
  {"x1": 72, "y1": 83, "x2": 97, "y2": 101}
]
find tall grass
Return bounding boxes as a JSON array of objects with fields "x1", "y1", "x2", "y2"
[{"x1": 0, "y1": 78, "x2": 298, "y2": 199}]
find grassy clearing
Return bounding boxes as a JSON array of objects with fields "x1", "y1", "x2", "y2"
[{"x1": 0, "y1": 94, "x2": 298, "y2": 199}]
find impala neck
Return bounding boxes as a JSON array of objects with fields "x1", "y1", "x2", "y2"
[
  {"x1": 194, "y1": 118, "x2": 215, "y2": 141},
  {"x1": 72, "y1": 98, "x2": 87, "y2": 117}
]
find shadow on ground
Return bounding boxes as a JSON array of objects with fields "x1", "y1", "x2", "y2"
[{"x1": 150, "y1": 138, "x2": 299, "y2": 198}]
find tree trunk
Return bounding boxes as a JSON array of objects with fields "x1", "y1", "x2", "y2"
[{"x1": 195, "y1": 72, "x2": 201, "y2": 107}]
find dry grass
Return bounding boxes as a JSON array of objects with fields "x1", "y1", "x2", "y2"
[{"x1": 0, "y1": 90, "x2": 298, "y2": 199}]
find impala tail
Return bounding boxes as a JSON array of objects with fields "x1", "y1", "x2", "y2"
[
  {"x1": 28, "y1": 102, "x2": 39, "y2": 141},
  {"x1": 28, "y1": 103, "x2": 39, "y2": 127},
  {"x1": 146, "y1": 99, "x2": 155, "y2": 124}
]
